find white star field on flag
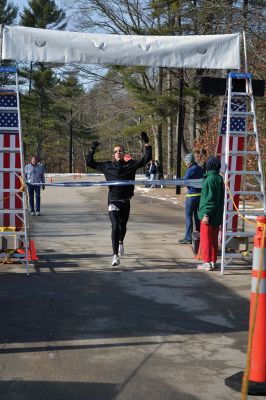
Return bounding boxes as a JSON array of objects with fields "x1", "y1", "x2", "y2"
[
  {"x1": 0, "y1": 93, "x2": 18, "y2": 129},
  {"x1": 220, "y1": 99, "x2": 246, "y2": 134}
]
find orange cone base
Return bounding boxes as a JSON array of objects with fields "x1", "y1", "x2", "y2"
[
  {"x1": 16, "y1": 240, "x2": 39, "y2": 261},
  {"x1": 29, "y1": 240, "x2": 39, "y2": 261},
  {"x1": 225, "y1": 371, "x2": 266, "y2": 395}
]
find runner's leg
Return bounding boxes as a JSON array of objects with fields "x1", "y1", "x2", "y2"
[
  {"x1": 118, "y1": 201, "x2": 130, "y2": 243},
  {"x1": 109, "y1": 210, "x2": 120, "y2": 255}
]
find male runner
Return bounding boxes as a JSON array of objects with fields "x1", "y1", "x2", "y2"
[{"x1": 87, "y1": 132, "x2": 152, "y2": 266}]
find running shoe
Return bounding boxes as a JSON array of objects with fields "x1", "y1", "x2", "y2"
[
  {"x1": 112, "y1": 255, "x2": 120, "y2": 266},
  {"x1": 35, "y1": 211, "x2": 41, "y2": 216},
  {"x1": 30, "y1": 211, "x2": 35, "y2": 216},
  {"x1": 197, "y1": 262, "x2": 212, "y2": 271},
  {"x1": 118, "y1": 243, "x2": 124, "y2": 257},
  {"x1": 178, "y1": 239, "x2": 192, "y2": 244},
  {"x1": 210, "y1": 262, "x2": 217, "y2": 270}
]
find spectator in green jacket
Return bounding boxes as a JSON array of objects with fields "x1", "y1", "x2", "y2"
[{"x1": 197, "y1": 156, "x2": 224, "y2": 271}]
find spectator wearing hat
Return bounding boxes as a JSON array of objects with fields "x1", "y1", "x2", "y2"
[
  {"x1": 197, "y1": 156, "x2": 224, "y2": 271},
  {"x1": 179, "y1": 153, "x2": 204, "y2": 244}
]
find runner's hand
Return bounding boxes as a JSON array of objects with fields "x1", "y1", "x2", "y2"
[
  {"x1": 90, "y1": 141, "x2": 99, "y2": 151},
  {"x1": 140, "y1": 131, "x2": 149, "y2": 144}
]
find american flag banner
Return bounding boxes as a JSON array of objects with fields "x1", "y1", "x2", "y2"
[
  {"x1": 216, "y1": 98, "x2": 246, "y2": 231},
  {"x1": 0, "y1": 89, "x2": 23, "y2": 230}
]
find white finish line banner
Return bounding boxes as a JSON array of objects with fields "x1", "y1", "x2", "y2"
[
  {"x1": 1, "y1": 25, "x2": 240, "y2": 69},
  {"x1": 33, "y1": 178, "x2": 203, "y2": 188}
]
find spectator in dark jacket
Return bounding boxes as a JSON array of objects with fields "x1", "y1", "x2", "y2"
[
  {"x1": 25, "y1": 156, "x2": 45, "y2": 216},
  {"x1": 149, "y1": 160, "x2": 157, "y2": 188},
  {"x1": 179, "y1": 154, "x2": 204, "y2": 244},
  {"x1": 87, "y1": 132, "x2": 152, "y2": 267}
]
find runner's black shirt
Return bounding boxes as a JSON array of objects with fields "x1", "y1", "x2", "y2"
[{"x1": 87, "y1": 146, "x2": 152, "y2": 202}]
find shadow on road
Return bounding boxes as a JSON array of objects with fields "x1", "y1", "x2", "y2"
[{"x1": 0, "y1": 261, "x2": 249, "y2": 349}]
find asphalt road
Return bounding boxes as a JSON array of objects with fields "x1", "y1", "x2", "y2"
[{"x1": 0, "y1": 177, "x2": 260, "y2": 400}]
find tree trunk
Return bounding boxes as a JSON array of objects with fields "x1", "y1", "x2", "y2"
[
  {"x1": 154, "y1": 67, "x2": 163, "y2": 167},
  {"x1": 167, "y1": 115, "x2": 174, "y2": 178},
  {"x1": 69, "y1": 108, "x2": 73, "y2": 173},
  {"x1": 188, "y1": 96, "x2": 196, "y2": 146},
  {"x1": 167, "y1": 70, "x2": 174, "y2": 177},
  {"x1": 176, "y1": 69, "x2": 184, "y2": 193},
  {"x1": 153, "y1": 123, "x2": 163, "y2": 163}
]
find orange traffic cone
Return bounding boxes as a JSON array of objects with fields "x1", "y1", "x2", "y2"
[
  {"x1": 29, "y1": 239, "x2": 39, "y2": 261},
  {"x1": 248, "y1": 216, "x2": 266, "y2": 390},
  {"x1": 225, "y1": 215, "x2": 266, "y2": 395},
  {"x1": 17, "y1": 240, "x2": 39, "y2": 261}
]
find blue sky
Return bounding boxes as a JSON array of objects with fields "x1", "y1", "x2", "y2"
[{"x1": 13, "y1": 0, "x2": 28, "y2": 10}]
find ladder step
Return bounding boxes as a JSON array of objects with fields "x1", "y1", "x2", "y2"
[
  {"x1": 231, "y1": 92, "x2": 252, "y2": 97},
  {"x1": 229, "y1": 72, "x2": 252, "y2": 79},
  {"x1": 227, "y1": 171, "x2": 261, "y2": 175},
  {"x1": 230, "y1": 191, "x2": 262, "y2": 195},
  {"x1": 0, "y1": 231, "x2": 26, "y2": 236},
  {"x1": 223, "y1": 253, "x2": 252, "y2": 260},
  {"x1": 0, "y1": 128, "x2": 19, "y2": 133},
  {"x1": 226, "y1": 211, "x2": 265, "y2": 216},
  {"x1": 225, "y1": 232, "x2": 254, "y2": 237},
  {"x1": 0, "y1": 107, "x2": 18, "y2": 111},
  {"x1": 0, "y1": 86, "x2": 17, "y2": 92},
  {"x1": 0, "y1": 210, "x2": 24, "y2": 214},
  {"x1": 0, "y1": 189, "x2": 22, "y2": 193},
  {"x1": 229, "y1": 111, "x2": 254, "y2": 116},
  {"x1": 0, "y1": 168, "x2": 22, "y2": 172},
  {"x1": 0, "y1": 253, "x2": 25, "y2": 258},
  {"x1": 221, "y1": 151, "x2": 258, "y2": 155},
  {"x1": 0, "y1": 67, "x2": 17, "y2": 74},
  {"x1": 0, "y1": 148, "x2": 20, "y2": 152},
  {"x1": 229, "y1": 131, "x2": 256, "y2": 135}
]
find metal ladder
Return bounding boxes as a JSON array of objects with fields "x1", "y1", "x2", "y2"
[
  {"x1": 220, "y1": 72, "x2": 266, "y2": 274},
  {"x1": 0, "y1": 66, "x2": 29, "y2": 273}
]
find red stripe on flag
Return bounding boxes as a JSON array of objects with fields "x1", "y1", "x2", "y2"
[
  {"x1": 3, "y1": 134, "x2": 10, "y2": 226},
  {"x1": 15, "y1": 134, "x2": 20, "y2": 148},
  {"x1": 15, "y1": 140, "x2": 22, "y2": 229}
]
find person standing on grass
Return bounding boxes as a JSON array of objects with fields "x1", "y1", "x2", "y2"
[
  {"x1": 87, "y1": 132, "x2": 152, "y2": 267},
  {"x1": 197, "y1": 156, "x2": 224, "y2": 271}
]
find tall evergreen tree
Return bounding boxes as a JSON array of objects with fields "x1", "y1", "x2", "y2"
[
  {"x1": 52, "y1": 74, "x2": 84, "y2": 173},
  {"x1": 19, "y1": 0, "x2": 67, "y2": 159},
  {"x1": 0, "y1": 0, "x2": 18, "y2": 25},
  {"x1": 0, "y1": 1, "x2": 18, "y2": 72},
  {"x1": 20, "y1": 0, "x2": 66, "y2": 29}
]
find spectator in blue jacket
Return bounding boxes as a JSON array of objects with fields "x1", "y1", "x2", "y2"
[
  {"x1": 25, "y1": 156, "x2": 45, "y2": 216},
  {"x1": 179, "y1": 153, "x2": 204, "y2": 244}
]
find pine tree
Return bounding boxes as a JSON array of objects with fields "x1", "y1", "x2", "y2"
[
  {"x1": 19, "y1": 0, "x2": 67, "y2": 160},
  {"x1": 20, "y1": 0, "x2": 66, "y2": 29},
  {"x1": 52, "y1": 74, "x2": 85, "y2": 173},
  {"x1": 0, "y1": 0, "x2": 18, "y2": 25}
]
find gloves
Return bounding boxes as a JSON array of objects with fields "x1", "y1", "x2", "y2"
[
  {"x1": 140, "y1": 131, "x2": 149, "y2": 144},
  {"x1": 90, "y1": 141, "x2": 99, "y2": 151}
]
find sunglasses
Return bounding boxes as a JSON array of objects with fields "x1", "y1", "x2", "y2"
[{"x1": 113, "y1": 150, "x2": 124, "y2": 154}]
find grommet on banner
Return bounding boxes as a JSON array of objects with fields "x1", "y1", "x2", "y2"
[{"x1": 225, "y1": 215, "x2": 266, "y2": 396}]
